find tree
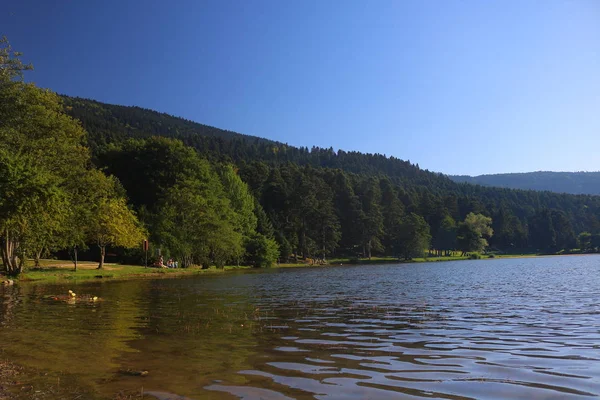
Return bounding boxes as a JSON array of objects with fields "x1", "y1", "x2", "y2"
[
  {"x1": 219, "y1": 164, "x2": 260, "y2": 265},
  {"x1": 396, "y1": 213, "x2": 431, "y2": 260},
  {"x1": 434, "y1": 215, "x2": 457, "y2": 256},
  {"x1": 245, "y1": 233, "x2": 279, "y2": 267},
  {"x1": 0, "y1": 38, "x2": 91, "y2": 275},
  {"x1": 578, "y1": 232, "x2": 592, "y2": 252},
  {"x1": 275, "y1": 233, "x2": 293, "y2": 263},
  {"x1": 528, "y1": 209, "x2": 556, "y2": 252},
  {"x1": 331, "y1": 171, "x2": 364, "y2": 255},
  {"x1": 591, "y1": 233, "x2": 600, "y2": 252},
  {"x1": 0, "y1": 36, "x2": 32, "y2": 82},
  {"x1": 311, "y1": 176, "x2": 341, "y2": 259},
  {"x1": 551, "y1": 210, "x2": 576, "y2": 251},
  {"x1": 380, "y1": 178, "x2": 405, "y2": 257},
  {"x1": 457, "y1": 213, "x2": 493, "y2": 255},
  {"x1": 528, "y1": 209, "x2": 575, "y2": 253},
  {"x1": 0, "y1": 152, "x2": 66, "y2": 274},
  {"x1": 456, "y1": 223, "x2": 481, "y2": 255},
  {"x1": 99, "y1": 137, "x2": 247, "y2": 268},
  {"x1": 156, "y1": 179, "x2": 243, "y2": 268},
  {"x1": 218, "y1": 164, "x2": 257, "y2": 238},
  {"x1": 357, "y1": 178, "x2": 384, "y2": 259},
  {"x1": 254, "y1": 202, "x2": 275, "y2": 239},
  {"x1": 88, "y1": 194, "x2": 145, "y2": 270}
]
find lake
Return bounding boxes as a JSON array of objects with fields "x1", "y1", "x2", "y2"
[{"x1": 1, "y1": 256, "x2": 599, "y2": 399}]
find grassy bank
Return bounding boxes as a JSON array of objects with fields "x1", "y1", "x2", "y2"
[
  {"x1": 2, "y1": 252, "x2": 582, "y2": 285},
  {"x1": 8, "y1": 259, "x2": 252, "y2": 285}
]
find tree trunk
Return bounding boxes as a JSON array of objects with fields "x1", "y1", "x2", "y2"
[
  {"x1": 73, "y1": 246, "x2": 78, "y2": 271},
  {"x1": 301, "y1": 228, "x2": 307, "y2": 259},
  {"x1": 367, "y1": 239, "x2": 372, "y2": 260},
  {"x1": 97, "y1": 245, "x2": 106, "y2": 270},
  {"x1": 1, "y1": 229, "x2": 24, "y2": 276},
  {"x1": 34, "y1": 249, "x2": 42, "y2": 267}
]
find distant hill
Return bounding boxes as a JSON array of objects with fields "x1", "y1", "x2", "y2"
[{"x1": 450, "y1": 172, "x2": 600, "y2": 195}]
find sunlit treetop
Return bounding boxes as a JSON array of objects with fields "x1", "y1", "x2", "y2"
[{"x1": 0, "y1": 36, "x2": 33, "y2": 82}]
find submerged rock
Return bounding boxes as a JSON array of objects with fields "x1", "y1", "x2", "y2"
[{"x1": 118, "y1": 369, "x2": 149, "y2": 377}]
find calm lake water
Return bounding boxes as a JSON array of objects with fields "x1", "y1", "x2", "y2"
[{"x1": 1, "y1": 256, "x2": 600, "y2": 399}]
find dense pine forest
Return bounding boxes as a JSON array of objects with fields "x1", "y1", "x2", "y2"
[
  {"x1": 63, "y1": 96, "x2": 600, "y2": 260},
  {"x1": 2, "y1": 35, "x2": 600, "y2": 278}
]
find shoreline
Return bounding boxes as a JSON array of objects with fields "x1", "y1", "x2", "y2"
[{"x1": 3, "y1": 252, "x2": 597, "y2": 286}]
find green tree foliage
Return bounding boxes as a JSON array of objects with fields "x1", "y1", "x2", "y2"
[
  {"x1": 307, "y1": 174, "x2": 341, "y2": 259},
  {"x1": 456, "y1": 223, "x2": 481, "y2": 255},
  {"x1": 254, "y1": 202, "x2": 275, "y2": 239},
  {"x1": 38, "y1": 80, "x2": 600, "y2": 260},
  {"x1": 528, "y1": 209, "x2": 556, "y2": 252},
  {"x1": 434, "y1": 215, "x2": 457, "y2": 256},
  {"x1": 397, "y1": 213, "x2": 431, "y2": 260},
  {"x1": 357, "y1": 178, "x2": 384, "y2": 259},
  {"x1": 0, "y1": 151, "x2": 68, "y2": 274},
  {"x1": 578, "y1": 232, "x2": 592, "y2": 252},
  {"x1": 528, "y1": 209, "x2": 576, "y2": 253},
  {"x1": 591, "y1": 234, "x2": 600, "y2": 252},
  {"x1": 157, "y1": 179, "x2": 243, "y2": 268},
  {"x1": 0, "y1": 39, "x2": 86, "y2": 275},
  {"x1": 67, "y1": 91, "x2": 600, "y2": 258},
  {"x1": 457, "y1": 213, "x2": 493, "y2": 254},
  {"x1": 380, "y1": 178, "x2": 405, "y2": 257},
  {"x1": 492, "y1": 207, "x2": 527, "y2": 251},
  {"x1": 218, "y1": 164, "x2": 257, "y2": 237},
  {"x1": 245, "y1": 233, "x2": 279, "y2": 268},
  {"x1": 0, "y1": 38, "x2": 145, "y2": 275},
  {"x1": 0, "y1": 36, "x2": 32, "y2": 81},
  {"x1": 331, "y1": 171, "x2": 364, "y2": 255},
  {"x1": 99, "y1": 137, "x2": 247, "y2": 267},
  {"x1": 90, "y1": 196, "x2": 146, "y2": 270},
  {"x1": 551, "y1": 210, "x2": 577, "y2": 251}
]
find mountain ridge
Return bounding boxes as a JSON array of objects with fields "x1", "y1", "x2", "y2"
[{"x1": 450, "y1": 171, "x2": 600, "y2": 196}]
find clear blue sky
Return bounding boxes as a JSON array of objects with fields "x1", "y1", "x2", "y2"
[{"x1": 2, "y1": 0, "x2": 599, "y2": 175}]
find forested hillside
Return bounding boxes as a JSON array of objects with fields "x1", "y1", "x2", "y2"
[
  {"x1": 65, "y1": 96, "x2": 600, "y2": 258},
  {"x1": 63, "y1": 96, "x2": 451, "y2": 188},
  {"x1": 63, "y1": 96, "x2": 275, "y2": 152},
  {"x1": 451, "y1": 172, "x2": 600, "y2": 196}
]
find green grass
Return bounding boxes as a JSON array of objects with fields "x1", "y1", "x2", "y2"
[
  {"x1": 14, "y1": 259, "x2": 250, "y2": 284},
  {"x1": 8, "y1": 252, "x2": 572, "y2": 285},
  {"x1": 15, "y1": 255, "x2": 466, "y2": 284}
]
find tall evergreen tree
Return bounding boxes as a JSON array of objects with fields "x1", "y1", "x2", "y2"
[
  {"x1": 397, "y1": 213, "x2": 431, "y2": 260},
  {"x1": 356, "y1": 178, "x2": 384, "y2": 259}
]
